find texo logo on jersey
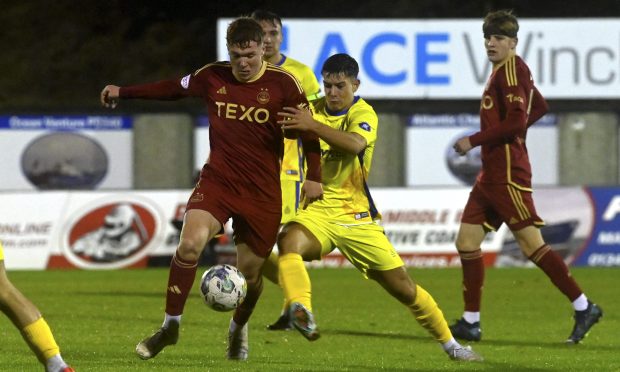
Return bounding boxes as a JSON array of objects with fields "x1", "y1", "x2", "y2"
[{"x1": 215, "y1": 102, "x2": 269, "y2": 124}]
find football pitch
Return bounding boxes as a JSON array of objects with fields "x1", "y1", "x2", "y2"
[{"x1": 1, "y1": 267, "x2": 618, "y2": 371}]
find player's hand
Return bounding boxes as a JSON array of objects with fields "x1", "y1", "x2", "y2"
[
  {"x1": 300, "y1": 180, "x2": 323, "y2": 209},
  {"x1": 277, "y1": 106, "x2": 317, "y2": 132},
  {"x1": 100, "y1": 85, "x2": 120, "y2": 108},
  {"x1": 453, "y1": 136, "x2": 473, "y2": 156}
]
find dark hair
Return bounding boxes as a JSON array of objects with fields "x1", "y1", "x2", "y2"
[
  {"x1": 250, "y1": 9, "x2": 282, "y2": 28},
  {"x1": 483, "y1": 10, "x2": 519, "y2": 38},
  {"x1": 321, "y1": 53, "x2": 359, "y2": 79},
  {"x1": 226, "y1": 17, "x2": 264, "y2": 48}
]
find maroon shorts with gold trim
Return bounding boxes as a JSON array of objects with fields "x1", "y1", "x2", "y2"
[
  {"x1": 461, "y1": 182, "x2": 544, "y2": 231},
  {"x1": 186, "y1": 178, "x2": 281, "y2": 258}
]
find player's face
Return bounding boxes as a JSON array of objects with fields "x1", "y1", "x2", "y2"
[
  {"x1": 258, "y1": 20, "x2": 282, "y2": 63},
  {"x1": 228, "y1": 41, "x2": 264, "y2": 82},
  {"x1": 322, "y1": 72, "x2": 360, "y2": 112},
  {"x1": 485, "y1": 35, "x2": 516, "y2": 65}
]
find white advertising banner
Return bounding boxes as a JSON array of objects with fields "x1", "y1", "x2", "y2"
[
  {"x1": 218, "y1": 19, "x2": 620, "y2": 99},
  {"x1": 0, "y1": 116, "x2": 132, "y2": 190},
  {"x1": 194, "y1": 116, "x2": 211, "y2": 173},
  {"x1": 0, "y1": 187, "x2": 609, "y2": 269},
  {"x1": 406, "y1": 113, "x2": 558, "y2": 186}
]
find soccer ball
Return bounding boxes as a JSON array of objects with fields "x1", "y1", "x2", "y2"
[{"x1": 199, "y1": 264, "x2": 247, "y2": 312}]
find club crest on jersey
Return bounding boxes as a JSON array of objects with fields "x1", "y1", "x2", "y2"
[
  {"x1": 181, "y1": 74, "x2": 191, "y2": 89},
  {"x1": 190, "y1": 192, "x2": 204, "y2": 202},
  {"x1": 359, "y1": 122, "x2": 371, "y2": 132},
  {"x1": 257, "y1": 88, "x2": 270, "y2": 104}
]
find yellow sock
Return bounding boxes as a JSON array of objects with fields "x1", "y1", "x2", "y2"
[
  {"x1": 21, "y1": 317, "x2": 60, "y2": 361},
  {"x1": 277, "y1": 264, "x2": 289, "y2": 313},
  {"x1": 407, "y1": 285, "x2": 452, "y2": 344},
  {"x1": 278, "y1": 253, "x2": 312, "y2": 311}
]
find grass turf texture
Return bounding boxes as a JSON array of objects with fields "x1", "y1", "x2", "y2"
[{"x1": 1, "y1": 267, "x2": 618, "y2": 371}]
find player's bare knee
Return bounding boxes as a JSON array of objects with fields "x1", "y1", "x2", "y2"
[
  {"x1": 176, "y1": 237, "x2": 204, "y2": 261},
  {"x1": 276, "y1": 229, "x2": 300, "y2": 255}
]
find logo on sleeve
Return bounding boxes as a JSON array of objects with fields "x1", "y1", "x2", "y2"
[
  {"x1": 359, "y1": 122, "x2": 371, "y2": 132},
  {"x1": 180, "y1": 74, "x2": 191, "y2": 89}
]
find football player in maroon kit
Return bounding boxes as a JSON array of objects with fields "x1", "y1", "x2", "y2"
[
  {"x1": 100, "y1": 17, "x2": 323, "y2": 361},
  {"x1": 450, "y1": 10, "x2": 602, "y2": 344}
]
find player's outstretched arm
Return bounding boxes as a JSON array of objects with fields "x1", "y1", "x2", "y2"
[{"x1": 100, "y1": 85, "x2": 120, "y2": 109}]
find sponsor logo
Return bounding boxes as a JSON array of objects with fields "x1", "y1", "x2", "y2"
[
  {"x1": 354, "y1": 211, "x2": 370, "y2": 220},
  {"x1": 181, "y1": 74, "x2": 191, "y2": 89},
  {"x1": 506, "y1": 93, "x2": 524, "y2": 104},
  {"x1": 215, "y1": 101, "x2": 270, "y2": 124},
  {"x1": 257, "y1": 88, "x2": 270, "y2": 104},
  {"x1": 61, "y1": 195, "x2": 162, "y2": 269}
]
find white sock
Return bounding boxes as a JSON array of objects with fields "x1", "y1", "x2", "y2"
[
  {"x1": 45, "y1": 354, "x2": 68, "y2": 372},
  {"x1": 441, "y1": 337, "x2": 460, "y2": 352},
  {"x1": 163, "y1": 313, "x2": 181, "y2": 328},
  {"x1": 572, "y1": 294, "x2": 588, "y2": 311},
  {"x1": 463, "y1": 311, "x2": 480, "y2": 324}
]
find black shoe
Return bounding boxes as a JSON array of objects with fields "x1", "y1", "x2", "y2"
[
  {"x1": 135, "y1": 321, "x2": 179, "y2": 359},
  {"x1": 449, "y1": 318, "x2": 481, "y2": 342},
  {"x1": 266, "y1": 314, "x2": 293, "y2": 331},
  {"x1": 566, "y1": 301, "x2": 603, "y2": 344}
]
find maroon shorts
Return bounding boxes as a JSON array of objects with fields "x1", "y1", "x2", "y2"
[
  {"x1": 461, "y1": 182, "x2": 544, "y2": 231},
  {"x1": 186, "y1": 178, "x2": 281, "y2": 258}
]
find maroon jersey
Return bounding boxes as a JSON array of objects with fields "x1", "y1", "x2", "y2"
[
  {"x1": 469, "y1": 55, "x2": 548, "y2": 190},
  {"x1": 121, "y1": 61, "x2": 319, "y2": 202}
]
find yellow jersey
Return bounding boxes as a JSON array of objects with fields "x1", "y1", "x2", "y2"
[
  {"x1": 306, "y1": 96, "x2": 380, "y2": 223},
  {"x1": 277, "y1": 55, "x2": 321, "y2": 182}
]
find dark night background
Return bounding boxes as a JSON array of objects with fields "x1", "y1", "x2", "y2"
[{"x1": 2, "y1": 0, "x2": 620, "y2": 114}]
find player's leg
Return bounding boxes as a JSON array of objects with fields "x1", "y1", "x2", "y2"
[
  {"x1": 368, "y1": 267, "x2": 482, "y2": 361},
  {"x1": 263, "y1": 250, "x2": 294, "y2": 330},
  {"x1": 136, "y1": 209, "x2": 221, "y2": 360},
  {"x1": 265, "y1": 178, "x2": 301, "y2": 330},
  {"x1": 0, "y1": 250, "x2": 72, "y2": 371},
  {"x1": 450, "y1": 183, "x2": 500, "y2": 341},
  {"x1": 226, "y1": 198, "x2": 281, "y2": 359},
  {"x1": 277, "y1": 222, "x2": 324, "y2": 341},
  {"x1": 451, "y1": 222, "x2": 486, "y2": 341},
  {"x1": 227, "y1": 243, "x2": 267, "y2": 360},
  {"x1": 513, "y1": 225, "x2": 602, "y2": 343}
]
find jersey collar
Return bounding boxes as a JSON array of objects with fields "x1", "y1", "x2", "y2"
[{"x1": 325, "y1": 96, "x2": 360, "y2": 116}]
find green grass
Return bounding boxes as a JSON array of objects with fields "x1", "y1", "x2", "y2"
[{"x1": 1, "y1": 267, "x2": 618, "y2": 371}]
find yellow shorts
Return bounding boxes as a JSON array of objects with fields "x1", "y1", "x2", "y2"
[
  {"x1": 292, "y1": 210, "x2": 404, "y2": 278},
  {"x1": 281, "y1": 179, "x2": 301, "y2": 224},
  {"x1": 0, "y1": 241, "x2": 4, "y2": 261}
]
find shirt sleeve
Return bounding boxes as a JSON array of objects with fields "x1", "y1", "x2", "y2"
[
  {"x1": 347, "y1": 106, "x2": 378, "y2": 148},
  {"x1": 526, "y1": 86, "x2": 549, "y2": 127},
  {"x1": 119, "y1": 69, "x2": 206, "y2": 100}
]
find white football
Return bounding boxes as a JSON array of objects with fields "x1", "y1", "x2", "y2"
[{"x1": 199, "y1": 264, "x2": 247, "y2": 312}]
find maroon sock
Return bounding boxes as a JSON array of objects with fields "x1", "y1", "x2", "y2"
[
  {"x1": 165, "y1": 253, "x2": 198, "y2": 316},
  {"x1": 529, "y1": 245, "x2": 582, "y2": 301},
  {"x1": 232, "y1": 276, "x2": 263, "y2": 326},
  {"x1": 459, "y1": 249, "x2": 484, "y2": 312}
]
